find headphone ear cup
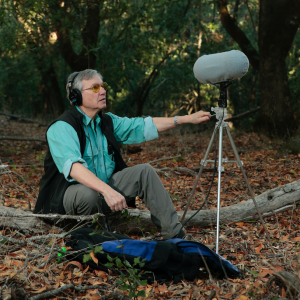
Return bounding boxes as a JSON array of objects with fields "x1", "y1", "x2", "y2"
[{"x1": 69, "y1": 89, "x2": 82, "y2": 106}]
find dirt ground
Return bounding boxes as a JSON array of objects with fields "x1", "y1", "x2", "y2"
[{"x1": 1, "y1": 115, "x2": 300, "y2": 299}]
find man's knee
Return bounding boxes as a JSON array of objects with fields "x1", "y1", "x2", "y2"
[
  {"x1": 77, "y1": 186, "x2": 99, "y2": 207},
  {"x1": 64, "y1": 184, "x2": 101, "y2": 215},
  {"x1": 141, "y1": 163, "x2": 155, "y2": 174}
]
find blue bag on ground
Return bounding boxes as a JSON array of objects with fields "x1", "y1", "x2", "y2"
[{"x1": 65, "y1": 228, "x2": 240, "y2": 283}]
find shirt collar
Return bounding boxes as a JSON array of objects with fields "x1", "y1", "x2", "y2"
[{"x1": 75, "y1": 106, "x2": 101, "y2": 126}]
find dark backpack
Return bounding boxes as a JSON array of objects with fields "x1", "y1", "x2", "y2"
[{"x1": 65, "y1": 228, "x2": 240, "y2": 283}]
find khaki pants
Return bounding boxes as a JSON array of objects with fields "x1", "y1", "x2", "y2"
[{"x1": 63, "y1": 163, "x2": 182, "y2": 239}]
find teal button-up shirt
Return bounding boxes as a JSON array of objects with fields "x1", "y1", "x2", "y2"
[{"x1": 47, "y1": 107, "x2": 158, "y2": 183}]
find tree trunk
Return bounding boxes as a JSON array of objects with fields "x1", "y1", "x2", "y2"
[
  {"x1": 257, "y1": 0, "x2": 300, "y2": 138},
  {"x1": 56, "y1": 0, "x2": 101, "y2": 71},
  {"x1": 40, "y1": 62, "x2": 65, "y2": 118},
  {"x1": 217, "y1": 0, "x2": 300, "y2": 138},
  {"x1": 2, "y1": 179, "x2": 300, "y2": 234}
]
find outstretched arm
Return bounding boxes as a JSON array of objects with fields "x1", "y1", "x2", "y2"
[{"x1": 152, "y1": 110, "x2": 211, "y2": 132}]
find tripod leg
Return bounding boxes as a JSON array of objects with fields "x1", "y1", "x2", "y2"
[
  {"x1": 216, "y1": 125, "x2": 224, "y2": 254},
  {"x1": 225, "y1": 127, "x2": 273, "y2": 245},
  {"x1": 181, "y1": 126, "x2": 219, "y2": 223}
]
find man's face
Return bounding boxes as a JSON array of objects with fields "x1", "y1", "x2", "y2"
[{"x1": 81, "y1": 76, "x2": 106, "y2": 111}]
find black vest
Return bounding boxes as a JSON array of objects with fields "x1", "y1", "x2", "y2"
[{"x1": 33, "y1": 106, "x2": 127, "y2": 214}]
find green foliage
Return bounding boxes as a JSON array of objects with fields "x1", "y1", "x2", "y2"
[
  {"x1": 113, "y1": 256, "x2": 149, "y2": 299},
  {"x1": 0, "y1": 239, "x2": 7, "y2": 245},
  {"x1": 82, "y1": 244, "x2": 104, "y2": 264},
  {"x1": 35, "y1": 151, "x2": 45, "y2": 162},
  {"x1": 247, "y1": 288, "x2": 259, "y2": 298},
  {"x1": 1, "y1": 0, "x2": 299, "y2": 131},
  {"x1": 83, "y1": 241, "x2": 150, "y2": 299},
  {"x1": 250, "y1": 269, "x2": 259, "y2": 279},
  {"x1": 56, "y1": 246, "x2": 67, "y2": 263}
]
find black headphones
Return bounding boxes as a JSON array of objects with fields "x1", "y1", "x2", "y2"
[{"x1": 68, "y1": 72, "x2": 83, "y2": 106}]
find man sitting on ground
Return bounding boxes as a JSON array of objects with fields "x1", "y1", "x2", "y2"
[{"x1": 34, "y1": 69, "x2": 211, "y2": 239}]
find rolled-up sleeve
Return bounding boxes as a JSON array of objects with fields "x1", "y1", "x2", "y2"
[
  {"x1": 47, "y1": 121, "x2": 88, "y2": 181},
  {"x1": 143, "y1": 116, "x2": 159, "y2": 141},
  {"x1": 107, "y1": 113, "x2": 158, "y2": 144}
]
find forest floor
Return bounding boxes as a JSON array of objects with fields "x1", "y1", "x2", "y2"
[{"x1": 1, "y1": 115, "x2": 300, "y2": 300}]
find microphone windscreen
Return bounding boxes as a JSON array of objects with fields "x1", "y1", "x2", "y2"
[{"x1": 193, "y1": 50, "x2": 249, "y2": 84}]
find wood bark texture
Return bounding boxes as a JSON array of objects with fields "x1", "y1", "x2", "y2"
[{"x1": 0, "y1": 206, "x2": 59, "y2": 234}]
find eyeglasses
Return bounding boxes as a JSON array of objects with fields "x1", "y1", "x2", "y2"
[{"x1": 82, "y1": 82, "x2": 108, "y2": 93}]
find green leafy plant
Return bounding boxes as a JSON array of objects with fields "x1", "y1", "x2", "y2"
[
  {"x1": 83, "y1": 244, "x2": 104, "y2": 263},
  {"x1": 83, "y1": 243, "x2": 150, "y2": 299},
  {"x1": 173, "y1": 156, "x2": 183, "y2": 162},
  {"x1": 114, "y1": 256, "x2": 149, "y2": 299},
  {"x1": 30, "y1": 165, "x2": 39, "y2": 173},
  {"x1": 249, "y1": 269, "x2": 260, "y2": 279},
  {"x1": 247, "y1": 288, "x2": 259, "y2": 298}
]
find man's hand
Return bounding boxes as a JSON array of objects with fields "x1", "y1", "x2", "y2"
[
  {"x1": 102, "y1": 186, "x2": 128, "y2": 211},
  {"x1": 153, "y1": 110, "x2": 212, "y2": 132},
  {"x1": 189, "y1": 110, "x2": 211, "y2": 124}
]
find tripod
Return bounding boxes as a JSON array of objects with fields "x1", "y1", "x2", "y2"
[{"x1": 181, "y1": 106, "x2": 271, "y2": 254}]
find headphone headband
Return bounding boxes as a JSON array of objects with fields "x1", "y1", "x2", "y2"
[
  {"x1": 68, "y1": 72, "x2": 82, "y2": 105},
  {"x1": 70, "y1": 72, "x2": 79, "y2": 84}
]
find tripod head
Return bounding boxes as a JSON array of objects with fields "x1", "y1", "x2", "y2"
[{"x1": 211, "y1": 106, "x2": 228, "y2": 121}]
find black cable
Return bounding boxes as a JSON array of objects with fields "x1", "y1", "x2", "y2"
[{"x1": 181, "y1": 138, "x2": 218, "y2": 229}]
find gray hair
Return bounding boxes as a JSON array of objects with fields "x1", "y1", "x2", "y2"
[{"x1": 66, "y1": 69, "x2": 103, "y2": 104}]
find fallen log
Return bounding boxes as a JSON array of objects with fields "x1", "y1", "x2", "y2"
[
  {"x1": 110, "y1": 178, "x2": 300, "y2": 232},
  {"x1": 266, "y1": 271, "x2": 300, "y2": 299},
  {"x1": 1, "y1": 179, "x2": 300, "y2": 234},
  {"x1": 0, "y1": 111, "x2": 48, "y2": 126},
  {"x1": 0, "y1": 136, "x2": 46, "y2": 142},
  {"x1": 0, "y1": 206, "x2": 60, "y2": 234}
]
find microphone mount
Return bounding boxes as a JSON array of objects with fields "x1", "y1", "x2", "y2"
[{"x1": 215, "y1": 81, "x2": 233, "y2": 108}]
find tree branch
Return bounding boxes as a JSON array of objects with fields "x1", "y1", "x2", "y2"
[
  {"x1": 225, "y1": 106, "x2": 260, "y2": 122},
  {"x1": 148, "y1": 155, "x2": 181, "y2": 164},
  {"x1": 233, "y1": 0, "x2": 240, "y2": 23},
  {"x1": 28, "y1": 285, "x2": 125, "y2": 300}
]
